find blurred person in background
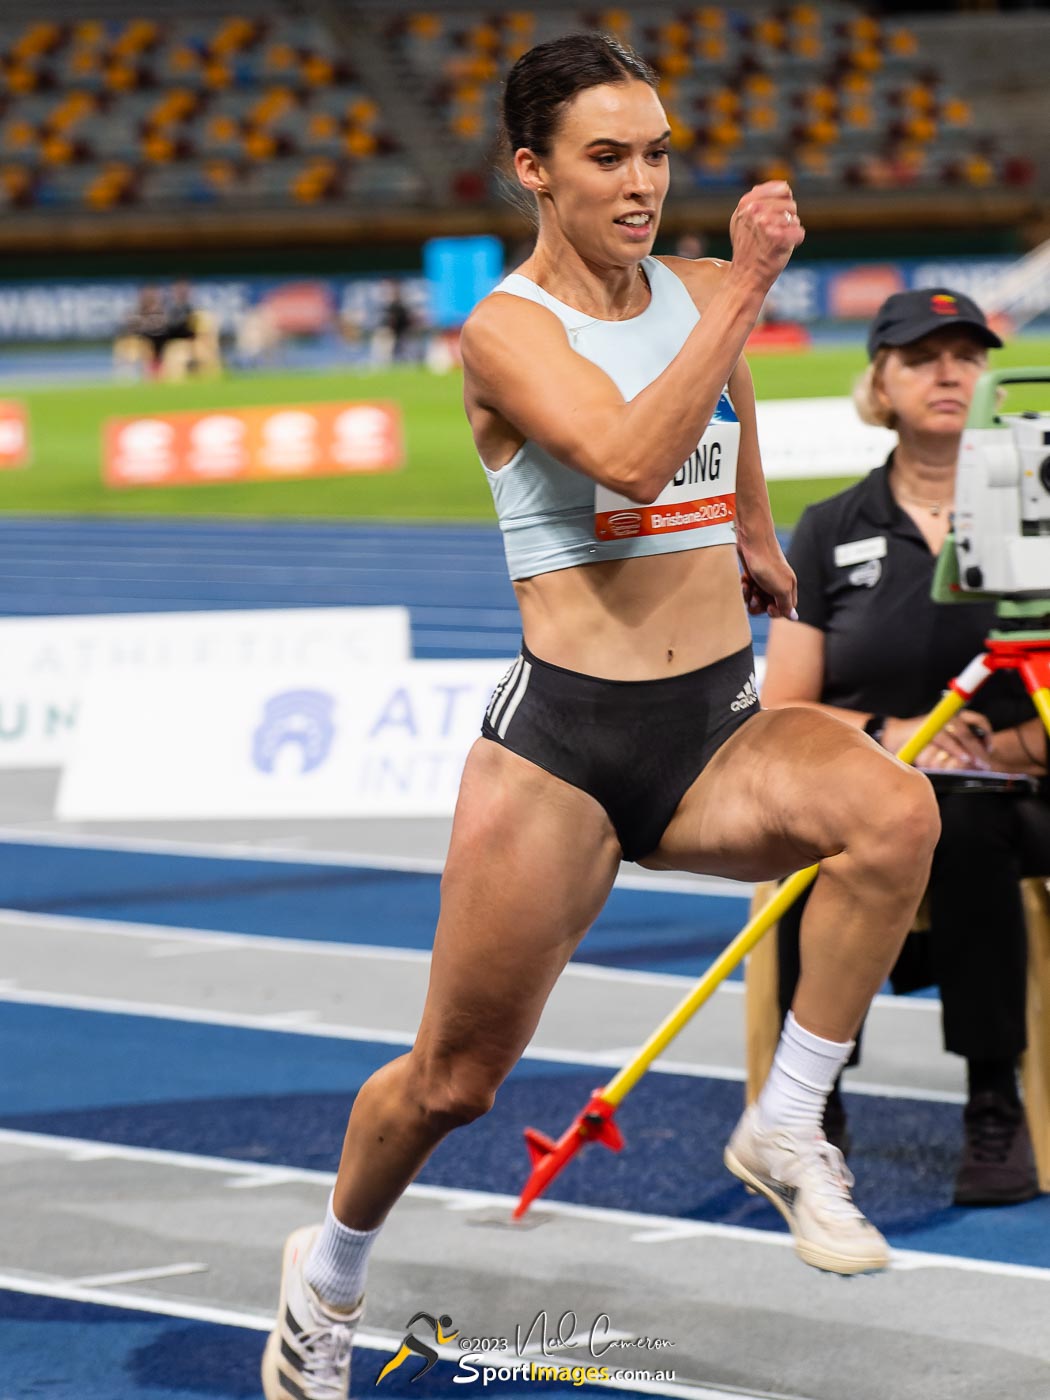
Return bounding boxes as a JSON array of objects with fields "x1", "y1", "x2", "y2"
[
  {"x1": 112, "y1": 285, "x2": 168, "y2": 378},
  {"x1": 159, "y1": 280, "x2": 222, "y2": 381},
  {"x1": 763, "y1": 288, "x2": 1050, "y2": 1206},
  {"x1": 369, "y1": 279, "x2": 415, "y2": 368}
]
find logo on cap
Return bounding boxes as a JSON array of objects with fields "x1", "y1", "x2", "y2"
[{"x1": 930, "y1": 294, "x2": 958, "y2": 316}]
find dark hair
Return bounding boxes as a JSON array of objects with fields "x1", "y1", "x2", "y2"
[{"x1": 501, "y1": 32, "x2": 657, "y2": 157}]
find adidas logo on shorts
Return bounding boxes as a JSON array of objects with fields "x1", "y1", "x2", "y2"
[{"x1": 730, "y1": 673, "x2": 759, "y2": 712}]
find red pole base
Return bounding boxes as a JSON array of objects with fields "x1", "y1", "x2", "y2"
[{"x1": 513, "y1": 1091, "x2": 623, "y2": 1220}]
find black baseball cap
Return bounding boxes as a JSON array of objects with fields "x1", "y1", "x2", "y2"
[{"x1": 866, "y1": 287, "x2": 1003, "y2": 360}]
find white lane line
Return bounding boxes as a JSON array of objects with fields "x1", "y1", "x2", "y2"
[
  {"x1": 0, "y1": 827, "x2": 753, "y2": 898},
  {"x1": 0, "y1": 981, "x2": 959, "y2": 1101},
  {"x1": 0, "y1": 906, "x2": 945, "y2": 1011},
  {"x1": 0, "y1": 1270, "x2": 803, "y2": 1400},
  {"x1": 1, "y1": 1128, "x2": 1046, "y2": 1285},
  {"x1": 66, "y1": 1262, "x2": 209, "y2": 1288}
]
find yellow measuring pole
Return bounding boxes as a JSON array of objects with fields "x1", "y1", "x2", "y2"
[
  {"x1": 1030, "y1": 686, "x2": 1050, "y2": 739},
  {"x1": 601, "y1": 685, "x2": 968, "y2": 1109}
]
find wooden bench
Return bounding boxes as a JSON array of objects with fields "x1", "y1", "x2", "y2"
[{"x1": 744, "y1": 877, "x2": 1050, "y2": 1191}]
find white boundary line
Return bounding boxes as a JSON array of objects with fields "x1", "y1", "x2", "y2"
[
  {"x1": 0, "y1": 906, "x2": 943, "y2": 1014},
  {"x1": 0, "y1": 980, "x2": 961, "y2": 1101},
  {"x1": 0, "y1": 1128, "x2": 1046, "y2": 1285},
  {"x1": 0, "y1": 1270, "x2": 799, "y2": 1400},
  {"x1": 0, "y1": 826, "x2": 751, "y2": 898}
]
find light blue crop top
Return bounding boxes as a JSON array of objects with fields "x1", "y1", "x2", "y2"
[{"x1": 481, "y1": 255, "x2": 739, "y2": 581}]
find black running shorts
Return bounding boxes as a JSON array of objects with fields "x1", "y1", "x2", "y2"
[{"x1": 481, "y1": 641, "x2": 761, "y2": 861}]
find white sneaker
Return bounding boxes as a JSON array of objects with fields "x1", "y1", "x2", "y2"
[
  {"x1": 724, "y1": 1106, "x2": 889, "y2": 1275},
  {"x1": 262, "y1": 1225, "x2": 364, "y2": 1400}
]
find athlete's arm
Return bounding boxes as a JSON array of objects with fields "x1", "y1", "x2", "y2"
[
  {"x1": 763, "y1": 616, "x2": 993, "y2": 765},
  {"x1": 461, "y1": 182, "x2": 801, "y2": 504},
  {"x1": 724, "y1": 356, "x2": 795, "y2": 618}
]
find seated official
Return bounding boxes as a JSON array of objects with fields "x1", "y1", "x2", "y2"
[{"x1": 763, "y1": 288, "x2": 1050, "y2": 1205}]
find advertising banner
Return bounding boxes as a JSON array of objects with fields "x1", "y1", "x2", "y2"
[
  {"x1": 57, "y1": 658, "x2": 509, "y2": 821},
  {"x1": 0, "y1": 401, "x2": 29, "y2": 469},
  {"x1": 104, "y1": 401, "x2": 403, "y2": 488},
  {"x1": 0, "y1": 607, "x2": 410, "y2": 769},
  {"x1": 755, "y1": 397, "x2": 896, "y2": 480}
]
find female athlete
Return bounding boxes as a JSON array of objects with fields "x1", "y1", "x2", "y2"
[{"x1": 263, "y1": 33, "x2": 940, "y2": 1400}]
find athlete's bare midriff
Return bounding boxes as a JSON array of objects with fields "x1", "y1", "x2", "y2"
[{"x1": 514, "y1": 543, "x2": 751, "y2": 680}]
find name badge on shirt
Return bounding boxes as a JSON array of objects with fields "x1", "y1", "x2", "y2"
[
  {"x1": 834, "y1": 536, "x2": 887, "y2": 568},
  {"x1": 594, "y1": 418, "x2": 740, "y2": 541}
]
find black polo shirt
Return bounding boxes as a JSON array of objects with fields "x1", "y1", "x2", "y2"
[{"x1": 788, "y1": 455, "x2": 1031, "y2": 730}]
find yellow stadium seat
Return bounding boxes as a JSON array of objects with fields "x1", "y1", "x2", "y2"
[
  {"x1": 747, "y1": 106, "x2": 779, "y2": 133},
  {"x1": 73, "y1": 21, "x2": 105, "y2": 46},
  {"x1": 660, "y1": 21, "x2": 690, "y2": 48},
  {"x1": 694, "y1": 8, "x2": 725, "y2": 31},
  {"x1": 348, "y1": 97, "x2": 379, "y2": 126},
  {"x1": 744, "y1": 73, "x2": 776, "y2": 99},
  {"x1": 408, "y1": 15, "x2": 442, "y2": 41},
  {"x1": 709, "y1": 118, "x2": 742, "y2": 149},
  {"x1": 308, "y1": 112, "x2": 338, "y2": 139},
  {"x1": 41, "y1": 135, "x2": 75, "y2": 165},
  {"x1": 668, "y1": 115, "x2": 695, "y2": 151},
  {"x1": 204, "y1": 63, "x2": 234, "y2": 90},
  {"x1": 848, "y1": 16, "x2": 880, "y2": 43},
  {"x1": 104, "y1": 64, "x2": 139, "y2": 92},
  {"x1": 244, "y1": 129, "x2": 277, "y2": 160},
  {"x1": 888, "y1": 28, "x2": 919, "y2": 58},
  {"x1": 169, "y1": 46, "x2": 199, "y2": 74},
  {"x1": 756, "y1": 156, "x2": 792, "y2": 182},
  {"x1": 205, "y1": 159, "x2": 236, "y2": 188},
  {"x1": 346, "y1": 128, "x2": 379, "y2": 157},
  {"x1": 3, "y1": 121, "x2": 36, "y2": 153},
  {"x1": 904, "y1": 115, "x2": 937, "y2": 144},
  {"x1": 660, "y1": 52, "x2": 691, "y2": 79},
  {"x1": 710, "y1": 87, "x2": 740, "y2": 116},
  {"x1": 143, "y1": 132, "x2": 176, "y2": 163},
  {"x1": 963, "y1": 153, "x2": 994, "y2": 187},
  {"x1": 943, "y1": 98, "x2": 972, "y2": 127},
  {"x1": 792, "y1": 32, "x2": 823, "y2": 59},
  {"x1": 303, "y1": 56, "x2": 334, "y2": 86},
  {"x1": 450, "y1": 111, "x2": 483, "y2": 140},
  {"x1": 697, "y1": 36, "x2": 727, "y2": 62},
  {"x1": 264, "y1": 42, "x2": 298, "y2": 73},
  {"x1": 1, "y1": 164, "x2": 31, "y2": 198},
  {"x1": 850, "y1": 46, "x2": 883, "y2": 74},
  {"x1": 7, "y1": 70, "x2": 39, "y2": 95}
]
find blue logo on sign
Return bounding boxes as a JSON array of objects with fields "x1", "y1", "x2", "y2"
[{"x1": 252, "y1": 689, "x2": 335, "y2": 775}]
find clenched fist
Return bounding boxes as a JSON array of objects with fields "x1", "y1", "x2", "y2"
[{"x1": 728, "y1": 182, "x2": 805, "y2": 293}]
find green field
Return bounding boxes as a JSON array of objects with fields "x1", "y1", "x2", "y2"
[{"x1": 3, "y1": 339, "x2": 1049, "y2": 527}]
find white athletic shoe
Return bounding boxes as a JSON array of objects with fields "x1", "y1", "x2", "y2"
[
  {"x1": 724, "y1": 1106, "x2": 889, "y2": 1275},
  {"x1": 261, "y1": 1225, "x2": 364, "y2": 1400}
]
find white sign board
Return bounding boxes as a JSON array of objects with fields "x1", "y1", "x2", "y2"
[
  {"x1": 57, "y1": 659, "x2": 509, "y2": 821},
  {"x1": 0, "y1": 607, "x2": 410, "y2": 769},
  {"x1": 756, "y1": 397, "x2": 895, "y2": 480}
]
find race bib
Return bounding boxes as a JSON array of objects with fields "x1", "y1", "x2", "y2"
[{"x1": 594, "y1": 417, "x2": 740, "y2": 541}]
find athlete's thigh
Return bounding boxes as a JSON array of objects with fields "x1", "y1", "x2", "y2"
[
  {"x1": 643, "y1": 706, "x2": 908, "y2": 881},
  {"x1": 415, "y1": 739, "x2": 622, "y2": 1073}
]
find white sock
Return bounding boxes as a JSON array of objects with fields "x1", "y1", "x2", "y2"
[
  {"x1": 303, "y1": 1194, "x2": 379, "y2": 1311},
  {"x1": 755, "y1": 1010, "x2": 854, "y2": 1136}
]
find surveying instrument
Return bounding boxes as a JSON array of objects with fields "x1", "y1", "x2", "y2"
[{"x1": 513, "y1": 367, "x2": 1050, "y2": 1217}]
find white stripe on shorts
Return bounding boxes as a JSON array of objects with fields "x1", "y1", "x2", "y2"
[
  {"x1": 487, "y1": 655, "x2": 523, "y2": 729},
  {"x1": 496, "y1": 658, "x2": 532, "y2": 739}
]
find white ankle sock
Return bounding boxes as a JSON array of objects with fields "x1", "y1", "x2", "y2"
[
  {"x1": 755, "y1": 1011, "x2": 854, "y2": 1136},
  {"x1": 304, "y1": 1194, "x2": 379, "y2": 1310}
]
